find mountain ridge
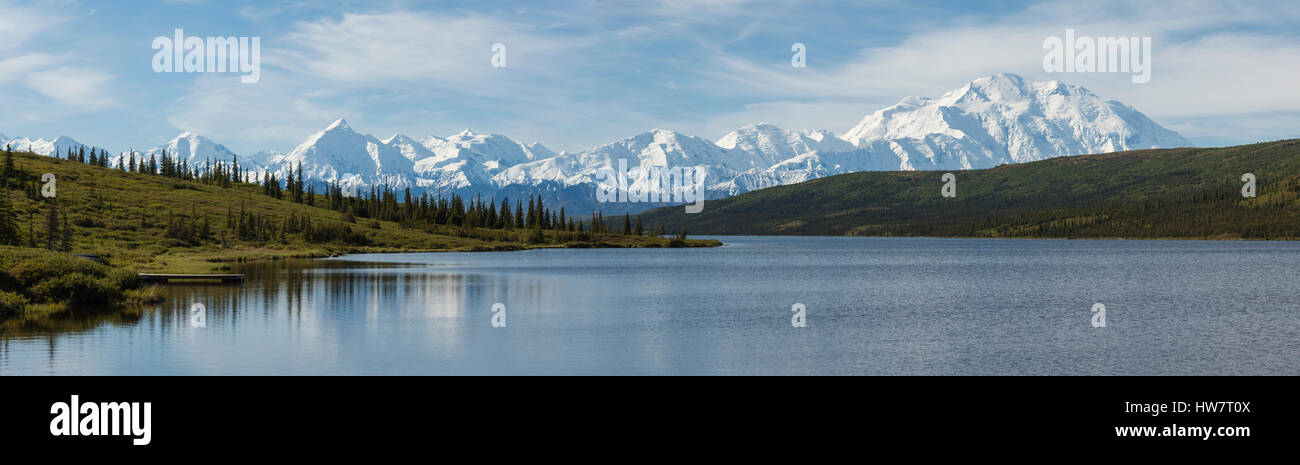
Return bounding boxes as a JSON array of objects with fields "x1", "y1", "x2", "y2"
[{"x1": 4, "y1": 73, "x2": 1190, "y2": 213}]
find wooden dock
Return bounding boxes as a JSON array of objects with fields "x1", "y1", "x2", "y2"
[{"x1": 139, "y1": 273, "x2": 245, "y2": 284}]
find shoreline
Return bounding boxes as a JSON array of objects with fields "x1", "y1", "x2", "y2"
[{"x1": 685, "y1": 233, "x2": 1296, "y2": 242}]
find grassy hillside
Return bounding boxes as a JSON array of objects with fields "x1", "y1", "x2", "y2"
[
  {"x1": 642, "y1": 139, "x2": 1300, "y2": 239},
  {"x1": 0, "y1": 150, "x2": 717, "y2": 322}
]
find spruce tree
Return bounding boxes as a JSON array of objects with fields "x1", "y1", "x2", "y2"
[
  {"x1": 45, "y1": 199, "x2": 59, "y2": 250},
  {"x1": 59, "y1": 211, "x2": 73, "y2": 252},
  {"x1": 0, "y1": 191, "x2": 19, "y2": 246},
  {"x1": 2, "y1": 145, "x2": 13, "y2": 179}
]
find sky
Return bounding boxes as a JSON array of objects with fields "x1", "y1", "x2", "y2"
[{"x1": 1, "y1": 0, "x2": 1298, "y2": 155}]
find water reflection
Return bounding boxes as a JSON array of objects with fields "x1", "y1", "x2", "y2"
[{"x1": 2, "y1": 238, "x2": 1299, "y2": 375}]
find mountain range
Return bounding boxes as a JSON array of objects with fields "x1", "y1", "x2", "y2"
[{"x1": 1, "y1": 73, "x2": 1191, "y2": 214}]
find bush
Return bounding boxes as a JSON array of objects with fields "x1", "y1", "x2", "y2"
[
  {"x1": 5, "y1": 254, "x2": 107, "y2": 288},
  {"x1": 28, "y1": 272, "x2": 124, "y2": 305},
  {"x1": 0, "y1": 290, "x2": 28, "y2": 319},
  {"x1": 0, "y1": 246, "x2": 143, "y2": 319},
  {"x1": 108, "y1": 268, "x2": 144, "y2": 290}
]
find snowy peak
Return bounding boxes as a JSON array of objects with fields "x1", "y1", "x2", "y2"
[
  {"x1": 325, "y1": 118, "x2": 351, "y2": 131},
  {"x1": 583, "y1": 129, "x2": 742, "y2": 171},
  {"x1": 1, "y1": 135, "x2": 105, "y2": 158},
  {"x1": 430, "y1": 130, "x2": 537, "y2": 167},
  {"x1": 159, "y1": 132, "x2": 237, "y2": 164},
  {"x1": 841, "y1": 73, "x2": 1189, "y2": 168},
  {"x1": 6, "y1": 73, "x2": 1192, "y2": 215},
  {"x1": 718, "y1": 123, "x2": 856, "y2": 168},
  {"x1": 420, "y1": 135, "x2": 447, "y2": 149},
  {"x1": 385, "y1": 133, "x2": 437, "y2": 161}
]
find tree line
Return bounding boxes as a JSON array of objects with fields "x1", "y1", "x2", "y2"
[{"x1": 1, "y1": 143, "x2": 686, "y2": 251}]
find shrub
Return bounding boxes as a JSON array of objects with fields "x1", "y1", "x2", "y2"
[
  {"x1": 0, "y1": 290, "x2": 28, "y2": 319},
  {"x1": 28, "y1": 272, "x2": 124, "y2": 305},
  {"x1": 0, "y1": 246, "x2": 142, "y2": 319},
  {"x1": 527, "y1": 228, "x2": 545, "y2": 244}
]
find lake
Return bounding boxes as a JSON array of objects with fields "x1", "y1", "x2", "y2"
[{"x1": 2, "y1": 237, "x2": 1297, "y2": 375}]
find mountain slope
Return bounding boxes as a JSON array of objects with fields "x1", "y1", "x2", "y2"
[{"x1": 640, "y1": 139, "x2": 1300, "y2": 239}]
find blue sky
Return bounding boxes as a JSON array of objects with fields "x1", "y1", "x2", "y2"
[{"x1": 1, "y1": 0, "x2": 1299, "y2": 155}]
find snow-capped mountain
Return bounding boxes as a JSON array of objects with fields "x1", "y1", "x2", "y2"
[
  {"x1": 109, "y1": 132, "x2": 244, "y2": 170},
  {"x1": 408, "y1": 129, "x2": 556, "y2": 193},
  {"x1": 383, "y1": 133, "x2": 437, "y2": 162},
  {"x1": 841, "y1": 73, "x2": 1190, "y2": 169},
  {"x1": 1, "y1": 135, "x2": 107, "y2": 158},
  {"x1": 717, "y1": 123, "x2": 857, "y2": 169},
  {"x1": 267, "y1": 119, "x2": 417, "y2": 192},
  {"x1": 182, "y1": 74, "x2": 1197, "y2": 212},
  {"x1": 4, "y1": 73, "x2": 1191, "y2": 214}
]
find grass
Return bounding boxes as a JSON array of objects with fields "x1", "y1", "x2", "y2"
[
  {"x1": 0, "y1": 150, "x2": 719, "y2": 323},
  {"x1": 641, "y1": 139, "x2": 1300, "y2": 239}
]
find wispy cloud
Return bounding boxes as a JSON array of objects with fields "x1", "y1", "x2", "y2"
[
  {"x1": 690, "y1": 0, "x2": 1300, "y2": 140},
  {"x1": 7, "y1": 0, "x2": 1300, "y2": 153},
  {"x1": 0, "y1": 1, "x2": 117, "y2": 113}
]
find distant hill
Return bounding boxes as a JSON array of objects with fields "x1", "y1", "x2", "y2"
[{"x1": 640, "y1": 140, "x2": 1300, "y2": 240}]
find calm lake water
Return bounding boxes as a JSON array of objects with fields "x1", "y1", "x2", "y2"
[{"x1": 2, "y1": 237, "x2": 1297, "y2": 375}]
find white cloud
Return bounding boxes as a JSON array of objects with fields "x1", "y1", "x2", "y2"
[
  {"x1": 0, "y1": 54, "x2": 65, "y2": 82},
  {"x1": 25, "y1": 67, "x2": 115, "y2": 109},
  {"x1": 695, "y1": 0, "x2": 1300, "y2": 141},
  {"x1": 0, "y1": 1, "x2": 69, "y2": 53},
  {"x1": 275, "y1": 11, "x2": 586, "y2": 88},
  {"x1": 163, "y1": 0, "x2": 1300, "y2": 152},
  {"x1": 0, "y1": 1, "x2": 116, "y2": 113}
]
